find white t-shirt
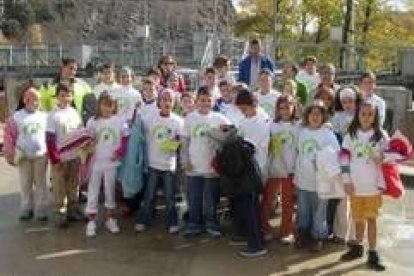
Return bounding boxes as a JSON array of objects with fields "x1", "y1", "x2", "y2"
[
  {"x1": 14, "y1": 109, "x2": 48, "y2": 158},
  {"x1": 342, "y1": 129, "x2": 389, "y2": 196},
  {"x1": 110, "y1": 85, "x2": 142, "y2": 121},
  {"x1": 140, "y1": 100, "x2": 158, "y2": 121},
  {"x1": 92, "y1": 82, "x2": 120, "y2": 99},
  {"x1": 332, "y1": 111, "x2": 354, "y2": 136},
  {"x1": 220, "y1": 103, "x2": 244, "y2": 127},
  {"x1": 268, "y1": 121, "x2": 300, "y2": 178},
  {"x1": 238, "y1": 113, "x2": 271, "y2": 175},
  {"x1": 143, "y1": 112, "x2": 183, "y2": 171},
  {"x1": 255, "y1": 90, "x2": 281, "y2": 119},
  {"x1": 47, "y1": 106, "x2": 82, "y2": 148},
  {"x1": 296, "y1": 70, "x2": 320, "y2": 91},
  {"x1": 295, "y1": 127, "x2": 340, "y2": 191},
  {"x1": 183, "y1": 111, "x2": 230, "y2": 175},
  {"x1": 87, "y1": 115, "x2": 129, "y2": 170}
]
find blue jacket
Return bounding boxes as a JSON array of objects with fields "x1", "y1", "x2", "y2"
[
  {"x1": 117, "y1": 115, "x2": 148, "y2": 198},
  {"x1": 238, "y1": 55, "x2": 275, "y2": 85}
]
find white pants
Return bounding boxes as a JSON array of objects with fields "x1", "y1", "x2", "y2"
[
  {"x1": 334, "y1": 197, "x2": 356, "y2": 241},
  {"x1": 18, "y1": 156, "x2": 49, "y2": 214},
  {"x1": 85, "y1": 167, "x2": 117, "y2": 215}
]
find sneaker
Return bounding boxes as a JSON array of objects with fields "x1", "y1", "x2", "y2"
[
  {"x1": 206, "y1": 228, "x2": 221, "y2": 238},
  {"x1": 184, "y1": 228, "x2": 203, "y2": 238},
  {"x1": 239, "y1": 248, "x2": 268, "y2": 258},
  {"x1": 168, "y1": 225, "x2": 180, "y2": 234},
  {"x1": 228, "y1": 235, "x2": 248, "y2": 246},
  {"x1": 19, "y1": 209, "x2": 34, "y2": 221},
  {"x1": 341, "y1": 244, "x2": 364, "y2": 261},
  {"x1": 280, "y1": 234, "x2": 295, "y2": 245},
  {"x1": 105, "y1": 218, "x2": 120, "y2": 234},
  {"x1": 86, "y1": 220, "x2": 97, "y2": 237},
  {"x1": 67, "y1": 209, "x2": 85, "y2": 222},
  {"x1": 367, "y1": 250, "x2": 386, "y2": 271},
  {"x1": 134, "y1": 223, "x2": 146, "y2": 233}
]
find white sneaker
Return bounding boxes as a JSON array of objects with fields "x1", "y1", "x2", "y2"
[
  {"x1": 105, "y1": 218, "x2": 120, "y2": 234},
  {"x1": 86, "y1": 220, "x2": 96, "y2": 237},
  {"x1": 134, "y1": 223, "x2": 146, "y2": 232},
  {"x1": 168, "y1": 225, "x2": 180, "y2": 234}
]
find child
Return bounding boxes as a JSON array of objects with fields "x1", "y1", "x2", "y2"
[
  {"x1": 296, "y1": 56, "x2": 320, "y2": 92},
  {"x1": 333, "y1": 86, "x2": 359, "y2": 139},
  {"x1": 255, "y1": 69, "x2": 281, "y2": 119},
  {"x1": 84, "y1": 92, "x2": 129, "y2": 237},
  {"x1": 46, "y1": 82, "x2": 83, "y2": 227},
  {"x1": 314, "y1": 86, "x2": 335, "y2": 119},
  {"x1": 93, "y1": 63, "x2": 119, "y2": 99},
  {"x1": 146, "y1": 67, "x2": 163, "y2": 92},
  {"x1": 233, "y1": 88, "x2": 270, "y2": 258},
  {"x1": 282, "y1": 79, "x2": 298, "y2": 98},
  {"x1": 359, "y1": 71, "x2": 386, "y2": 126},
  {"x1": 213, "y1": 79, "x2": 233, "y2": 114},
  {"x1": 4, "y1": 85, "x2": 49, "y2": 221},
  {"x1": 294, "y1": 100, "x2": 340, "y2": 251},
  {"x1": 203, "y1": 67, "x2": 221, "y2": 100},
  {"x1": 110, "y1": 67, "x2": 142, "y2": 122},
  {"x1": 213, "y1": 55, "x2": 235, "y2": 84},
  {"x1": 135, "y1": 89, "x2": 184, "y2": 234},
  {"x1": 174, "y1": 92, "x2": 195, "y2": 117},
  {"x1": 340, "y1": 99, "x2": 388, "y2": 271},
  {"x1": 181, "y1": 86, "x2": 230, "y2": 237},
  {"x1": 141, "y1": 78, "x2": 159, "y2": 120},
  {"x1": 263, "y1": 95, "x2": 300, "y2": 243}
]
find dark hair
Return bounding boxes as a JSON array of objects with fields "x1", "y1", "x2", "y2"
[
  {"x1": 274, "y1": 95, "x2": 299, "y2": 123},
  {"x1": 205, "y1": 67, "x2": 216, "y2": 76},
  {"x1": 319, "y1": 63, "x2": 336, "y2": 75},
  {"x1": 235, "y1": 88, "x2": 256, "y2": 106},
  {"x1": 196, "y1": 85, "x2": 213, "y2": 98},
  {"x1": 250, "y1": 38, "x2": 261, "y2": 45},
  {"x1": 53, "y1": 57, "x2": 77, "y2": 84},
  {"x1": 259, "y1": 68, "x2": 273, "y2": 78},
  {"x1": 146, "y1": 67, "x2": 162, "y2": 77},
  {"x1": 181, "y1": 91, "x2": 195, "y2": 101},
  {"x1": 213, "y1": 55, "x2": 230, "y2": 68},
  {"x1": 16, "y1": 80, "x2": 37, "y2": 111},
  {"x1": 142, "y1": 78, "x2": 155, "y2": 86},
  {"x1": 95, "y1": 91, "x2": 117, "y2": 119},
  {"x1": 284, "y1": 61, "x2": 299, "y2": 75},
  {"x1": 360, "y1": 70, "x2": 376, "y2": 82},
  {"x1": 55, "y1": 82, "x2": 71, "y2": 96},
  {"x1": 101, "y1": 63, "x2": 114, "y2": 72},
  {"x1": 347, "y1": 99, "x2": 384, "y2": 143},
  {"x1": 334, "y1": 85, "x2": 361, "y2": 111},
  {"x1": 314, "y1": 86, "x2": 335, "y2": 116},
  {"x1": 302, "y1": 100, "x2": 329, "y2": 127},
  {"x1": 219, "y1": 79, "x2": 230, "y2": 87}
]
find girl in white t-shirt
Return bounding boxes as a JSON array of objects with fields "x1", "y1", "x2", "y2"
[
  {"x1": 135, "y1": 89, "x2": 183, "y2": 234},
  {"x1": 85, "y1": 92, "x2": 129, "y2": 237},
  {"x1": 263, "y1": 95, "x2": 300, "y2": 243},
  {"x1": 294, "y1": 100, "x2": 340, "y2": 252},
  {"x1": 4, "y1": 85, "x2": 49, "y2": 221},
  {"x1": 340, "y1": 99, "x2": 388, "y2": 271}
]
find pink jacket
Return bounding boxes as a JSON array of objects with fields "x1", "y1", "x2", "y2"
[{"x1": 3, "y1": 117, "x2": 18, "y2": 164}]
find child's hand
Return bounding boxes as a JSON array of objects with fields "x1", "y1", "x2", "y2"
[
  {"x1": 344, "y1": 183, "x2": 354, "y2": 195},
  {"x1": 372, "y1": 153, "x2": 384, "y2": 165},
  {"x1": 111, "y1": 152, "x2": 121, "y2": 162}
]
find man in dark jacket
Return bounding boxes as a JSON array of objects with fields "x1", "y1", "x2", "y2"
[{"x1": 238, "y1": 39, "x2": 275, "y2": 88}]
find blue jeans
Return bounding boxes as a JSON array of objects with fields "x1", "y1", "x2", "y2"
[
  {"x1": 295, "y1": 188, "x2": 328, "y2": 239},
  {"x1": 137, "y1": 168, "x2": 177, "y2": 227},
  {"x1": 233, "y1": 192, "x2": 264, "y2": 251},
  {"x1": 186, "y1": 176, "x2": 220, "y2": 233}
]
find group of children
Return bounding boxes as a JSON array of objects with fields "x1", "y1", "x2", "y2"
[{"x1": 3, "y1": 56, "x2": 391, "y2": 271}]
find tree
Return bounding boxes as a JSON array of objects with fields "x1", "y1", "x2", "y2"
[{"x1": 1, "y1": 19, "x2": 23, "y2": 39}]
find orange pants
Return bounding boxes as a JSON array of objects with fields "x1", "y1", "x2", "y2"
[
  {"x1": 260, "y1": 178, "x2": 281, "y2": 236},
  {"x1": 260, "y1": 177, "x2": 295, "y2": 237}
]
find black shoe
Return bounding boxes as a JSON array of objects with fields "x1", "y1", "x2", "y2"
[
  {"x1": 341, "y1": 244, "x2": 364, "y2": 261},
  {"x1": 67, "y1": 209, "x2": 85, "y2": 222},
  {"x1": 55, "y1": 213, "x2": 68, "y2": 228},
  {"x1": 19, "y1": 210, "x2": 34, "y2": 221},
  {"x1": 309, "y1": 239, "x2": 324, "y2": 253},
  {"x1": 367, "y1": 250, "x2": 386, "y2": 271},
  {"x1": 37, "y1": 214, "x2": 49, "y2": 222},
  {"x1": 228, "y1": 235, "x2": 248, "y2": 246}
]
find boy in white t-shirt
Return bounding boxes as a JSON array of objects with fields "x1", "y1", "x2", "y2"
[
  {"x1": 135, "y1": 89, "x2": 184, "y2": 234},
  {"x1": 181, "y1": 86, "x2": 230, "y2": 237},
  {"x1": 296, "y1": 56, "x2": 320, "y2": 92},
  {"x1": 92, "y1": 63, "x2": 120, "y2": 99},
  {"x1": 46, "y1": 83, "x2": 83, "y2": 228},
  {"x1": 255, "y1": 68, "x2": 281, "y2": 119},
  {"x1": 140, "y1": 78, "x2": 159, "y2": 120}
]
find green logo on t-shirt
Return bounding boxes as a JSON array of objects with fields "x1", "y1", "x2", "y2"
[
  {"x1": 301, "y1": 139, "x2": 320, "y2": 155},
  {"x1": 192, "y1": 124, "x2": 210, "y2": 138}
]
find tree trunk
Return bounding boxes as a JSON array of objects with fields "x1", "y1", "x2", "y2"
[{"x1": 340, "y1": 0, "x2": 354, "y2": 69}]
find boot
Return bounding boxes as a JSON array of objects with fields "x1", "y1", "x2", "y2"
[
  {"x1": 341, "y1": 244, "x2": 364, "y2": 261},
  {"x1": 367, "y1": 250, "x2": 386, "y2": 271},
  {"x1": 294, "y1": 229, "x2": 308, "y2": 249}
]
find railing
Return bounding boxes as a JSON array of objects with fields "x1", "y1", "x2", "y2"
[{"x1": 200, "y1": 38, "x2": 214, "y2": 72}]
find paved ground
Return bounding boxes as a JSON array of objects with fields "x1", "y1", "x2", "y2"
[{"x1": 0, "y1": 157, "x2": 414, "y2": 276}]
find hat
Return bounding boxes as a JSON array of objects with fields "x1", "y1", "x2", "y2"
[{"x1": 339, "y1": 87, "x2": 357, "y2": 101}]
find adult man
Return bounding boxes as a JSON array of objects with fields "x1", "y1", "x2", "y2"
[{"x1": 238, "y1": 39, "x2": 275, "y2": 88}]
